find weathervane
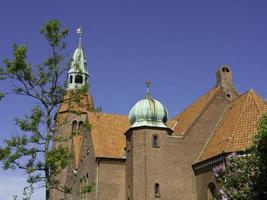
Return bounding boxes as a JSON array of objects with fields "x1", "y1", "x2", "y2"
[
  {"x1": 77, "y1": 26, "x2": 82, "y2": 48},
  {"x1": 145, "y1": 80, "x2": 151, "y2": 96}
]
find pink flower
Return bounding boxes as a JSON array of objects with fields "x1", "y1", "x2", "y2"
[
  {"x1": 227, "y1": 152, "x2": 237, "y2": 158},
  {"x1": 213, "y1": 163, "x2": 225, "y2": 177}
]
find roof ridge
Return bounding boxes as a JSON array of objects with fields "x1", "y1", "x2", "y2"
[
  {"x1": 225, "y1": 91, "x2": 251, "y2": 152},
  {"x1": 179, "y1": 87, "x2": 220, "y2": 138},
  {"x1": 250, "y1": 90, "x2": 263, "y2": 114},
  {"x1": 249, "y1": 89, "x2": 266, "y2": 103},
  {"x1": 172, "y1": 87, "x2": 218, "y2": 120},
  {"x1": 196, "y1": 99, "x2": 230, "y2": 162},
  {"x1": 88, "y1": 111, "x2": 128, "y2": 117},
  {"x1": 228, "y1": 89, "x2": 253, "y2": 104}
]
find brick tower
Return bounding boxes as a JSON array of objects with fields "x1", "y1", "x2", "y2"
[
  {"x1": 50, "y1": 27, "x2": 93, "y2": 200},
  {"x1": 125, "y1": 83, "x2": 172, "y2": 200}
]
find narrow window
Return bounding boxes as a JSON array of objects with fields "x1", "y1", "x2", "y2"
[
  {"x1": 152, "y1": 135, "x2": 160, "y2": 148},
  {"x1": 127, "y1": 185, "x2": 131, "y2": 200},
  {"x1": 154, "y1": 183, "x2": 160, "y2": 197},
  {"x1": 127, "y1": 136, "x2": 131, "y2": 152},
  {"x1": 75, "y1": 75, "x2": 83, "y2": 83},
  {"x1": 69, "y1": 75, "x2": 73, "y2": 83},
  {"x1": 72, "y1": 120, "x2": 78, "y2": 131},
  {"x1": 78, "y1": 121, "x2": 84, "y2": 131}
]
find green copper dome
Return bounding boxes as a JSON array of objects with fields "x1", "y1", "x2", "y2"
[{"x1": 129, "y1": 95, "x2": 168, "y2": 128}]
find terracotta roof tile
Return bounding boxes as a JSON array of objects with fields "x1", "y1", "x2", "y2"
[
  {"x1": 87, "y1": 112, "x2": 176, "y2": 158},
  {"x1": 198, "y1": 90, "x2": 267, "y2": 162},
  {"x1": 87, "y1": 112, "x2": 130, "y2": 158},
  {"x1": 172, "y1": 87, "x2": 220, "y2": 136}
]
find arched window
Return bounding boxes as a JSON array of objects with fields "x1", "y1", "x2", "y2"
[
  {"x1": 78, "y1": 121, "x2": 84, "y2": 131},
  {"x1": 69, "y1": 75, "x2": 73, "y2": 83},
  {"x1": 154, "y1": 183, "x2": 160, "y2": 197},
  {"x1": 152, "y1": 135, "x2": 160, "y2": 148},
  {"x1": 207, "y1": 182, "x2": 216, "y2": 200},
  {"x1": 75, "y1": 75, "x2": 83, "y2": 83},
  {"x1": 222, "y1": 67, "x2": 230, "y2": 72},
  {"x1": 72, "y1": 120, "x2": 78, "y2": 131}
]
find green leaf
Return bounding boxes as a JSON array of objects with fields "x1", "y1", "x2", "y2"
[{"x1": 0, "y1": 92, "x2": 5, "y2": 101}]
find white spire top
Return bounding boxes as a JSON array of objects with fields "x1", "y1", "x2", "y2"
[
  {"x1": 77, "y1": 26, "x2": 82, "y2": 48},
  {"x1": 67, "y1": 26, "x2": 89, "y2": 90}
]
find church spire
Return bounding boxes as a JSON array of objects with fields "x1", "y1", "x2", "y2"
[{"x1": 67, "y1": 27, "x2": 89, "y2": 90}]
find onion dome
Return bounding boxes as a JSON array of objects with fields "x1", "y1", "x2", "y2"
[{"x1": 129, "y1": 94, "x2": 168, "y2": 128}]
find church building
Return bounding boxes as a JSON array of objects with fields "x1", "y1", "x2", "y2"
[{"x1": 50, "y1": 30, "x2": 267, "y2": 200}]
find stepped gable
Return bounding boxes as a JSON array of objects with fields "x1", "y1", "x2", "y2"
[
  {"x1": 171, "y1": 87, "x2": 220, "y2": 136},
  {"x1": 198, "y1": 90, "x2": 267, "y2": 162}
]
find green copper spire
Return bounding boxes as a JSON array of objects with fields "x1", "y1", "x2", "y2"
[{"x1": 67, "y1": 27, "x2": 89, "y2": 90}]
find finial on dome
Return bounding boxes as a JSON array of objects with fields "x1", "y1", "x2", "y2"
[
  {"x1": 145, "y1": 80, "x2": 151, "y2": 96},
  {"x1": 77, "y1": 26, "x2": 82, "y2": 48}
]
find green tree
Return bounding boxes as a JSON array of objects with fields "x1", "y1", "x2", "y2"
[
  {"x1": 0, "y1": 20, "x2": 88, "y2": 200},
  {"x1": 214, "y1": 115, "x2": 267, "y2": 200}
]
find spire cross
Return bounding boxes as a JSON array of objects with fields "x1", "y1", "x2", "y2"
[
  {"x1": 77, "y1": 26, "x2": 82, "y2": 48},
  {"x1": 145, "y1": 80, "x2": 151, "y2": 95}
]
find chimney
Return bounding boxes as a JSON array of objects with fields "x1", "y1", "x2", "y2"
[{"x1": 216, "y1": 64, "x2": 233, "y2": 88}]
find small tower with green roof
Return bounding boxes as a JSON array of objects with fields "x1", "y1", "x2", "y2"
[
  {"x1": 125, "y1": 81, "x2": 172, "y2": 200},
  {"x1": 67, "y1": 27, "x2": 89, "y2": 90}
]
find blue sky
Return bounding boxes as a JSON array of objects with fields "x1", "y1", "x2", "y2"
[{"x1": 1, "y1": 0, "x2": 267, "y2": 199}]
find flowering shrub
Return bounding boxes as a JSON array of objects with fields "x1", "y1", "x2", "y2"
[{"x1": 213, "y1": 115, "x2": 267, "y2": 200}]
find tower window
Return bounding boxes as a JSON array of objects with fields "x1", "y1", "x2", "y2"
[
  {"x1": 69, "y1": 75, "x2": 73, "y2": 83},
  {"x1": 72, "y1": 120, "x2": 78, "y2": 131},
  {"x1": 222, "y1": 67, "x2": 230, "y2": 72},
  {"x1": 75, "y1": 75, "x2": 83, "y2": 83},
  {"x1": 154, "y1": 183, "x2": 160, "y2": 198},
  {"x1": 152, "y1": 135, "x2": 160, "y2": 148},
  {"x1": 78, "y1": 121, "x2": 84, "y2": 131}
]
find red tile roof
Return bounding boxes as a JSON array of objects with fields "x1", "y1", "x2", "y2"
[
  {"x1": 87, "y1": 112, "x2": 177, "y2": 158},
  {"x1": 88, "y1": 112, "x2": 130, "y2": 158},
  {"x1": 198, "y1": 90, "x2": 267, "y2": 162},
  {"x1": 172, "y1": 87, "x2": 220, "y2": 136}
]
